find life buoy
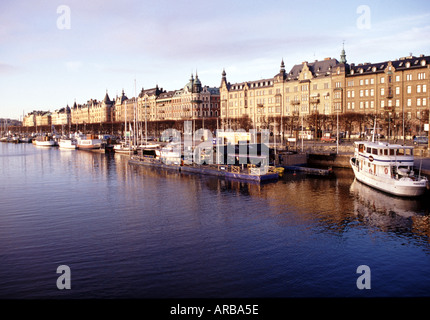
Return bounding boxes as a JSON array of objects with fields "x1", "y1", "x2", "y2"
[{"x1": 384, "y1": 168, "x2": 388, "y2": 174}]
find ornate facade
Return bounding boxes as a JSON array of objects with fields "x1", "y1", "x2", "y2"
[{"x1": 22, "y1": 52, "x2": 429, "y2": 136}]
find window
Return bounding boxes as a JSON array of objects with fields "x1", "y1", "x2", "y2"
[
  {"x1": 406, "y1": 74, "x2": 412, "y2": 81},
  {"x1": 423, "y1": 84, "x2": 427, "y2": 92},
  {"x1": 360, "y1": 79, "x2": 364, "y2": 86},
  {"x1": 396, "y1": 99, "x2": 400, "y2": 107},
  {"x1": 417, "y1": 85, "x2": 421, "y2": 93},
  {"x1": 396, "y1": 75, "x2": 400, "y2": 82},
  {"x1": 380, "y1": 88, "x2": 385, "y2": 96},
  {"x1": 380, "y1": 77, "x2": 385, "y2": 84},
  {"x1": 417, "y1": 98, "x2": 421, "y2": 106},
  {"x1": 395, "y1": 87, "x2": 400, "y2": 95},
  {"x1": 360, "y1": 90, "x2": 364, "y2": 97},
  {"x1": 407, "y1": 86, "x2": 412, "y2": 94},
  {"x1": 370, "y1": 78, "x2": 374, "y2": 85},
  {"x1": 365, "y1": 79, "x2": 369, "y2": 85},
  {"x1": 370, "y1": 89, "x2": 374, "y2": 96},
  {"x1": 418, "y1": 72, "x2": 426, "y2": 80}
]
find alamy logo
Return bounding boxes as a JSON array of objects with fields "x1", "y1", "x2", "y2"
[
  {"x1": 57, "y1": 5, "x2": 71, "y2": 30},
  {"x1": 356, "y1": 265, "x2": 371, "y2": 289},
  {"x1": 356, "y1": 5, "x2": 371, "y2": 30},
  {"x1": 56, "y1": 265, "x2": 71, "y2": 290}
]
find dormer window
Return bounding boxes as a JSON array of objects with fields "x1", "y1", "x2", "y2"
[
  {"x1": 406, "y1": 62, "x2": 410, "y2": 68},
  {"x1": 421, "y1": 60, "x2": 426, "y2": 66}
]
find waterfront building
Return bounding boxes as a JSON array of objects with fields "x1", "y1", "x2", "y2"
[
  {"x1": 35, "y1": 111, "x2": 51, "y2": 127},
  {"x1": 23, "y1": 111, "x2": 36, "y2": 127},
  {"x1": 338, "y1": 54, "x2": 430, "y2": 137},
  {"x1": 220, "y1": 57, "x2": 338, "y2": 134},
  {"x1": 221, "y1": 49, "x2": 429, "y2": 137},
  {"x1": 51, "y1": 105, "x2": 71, "y2": 127},
  {"x1": 20, "y1": 51, "x2": 429, "y2": 137}
]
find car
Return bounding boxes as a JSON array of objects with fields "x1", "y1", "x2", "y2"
[
  {"x1": 414, "y1": 136, "x2": 428, "y2": 145},
  {"x1": 321, "y1": 133, "x2": 336, "y2": 142}
]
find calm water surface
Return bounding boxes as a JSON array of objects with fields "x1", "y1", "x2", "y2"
[{"x1": 1, "y1": 142, "x2": 430, "y2": 299}]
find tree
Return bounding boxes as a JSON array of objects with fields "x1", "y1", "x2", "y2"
[{"x1": 237, "y1": 114, "x2": 253, "y2": 131}]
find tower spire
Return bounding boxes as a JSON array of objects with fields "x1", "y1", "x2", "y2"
[{"x1": 340, "y1": 40, "x2": 347, "y2": 64}]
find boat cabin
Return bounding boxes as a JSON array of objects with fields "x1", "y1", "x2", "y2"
[{"x1": 353, "y1": 141, "x2": 416, "y2": 178}]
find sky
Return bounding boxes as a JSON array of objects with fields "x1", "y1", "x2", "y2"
[{"x1": 1, "y1": 0, "x2": 430, "y2": 119}]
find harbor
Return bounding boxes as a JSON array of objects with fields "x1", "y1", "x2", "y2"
[{"x1": 1, "y1": 141, "x2": 430, "y2": 300}]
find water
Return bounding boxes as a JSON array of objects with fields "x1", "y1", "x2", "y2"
[{"x1": 1, "y1": 142, "x2": 430, "y2": 299}]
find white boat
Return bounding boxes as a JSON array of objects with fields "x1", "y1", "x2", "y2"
[
  {"x1": 350, "y1": 140, "x2": 428, "y2": 197},
  {"x1": 114, "y1": 142, "x2": 134, "y2": 154},
  {"x1": 59, "y1": 138, "x2": 77, "y2": 149},
  {"x1": 76, "y1": 134, "x2": 102, "y2": 150},
  {"x1": 35, "y1": 136, "x2": 57, "y2": 147}
]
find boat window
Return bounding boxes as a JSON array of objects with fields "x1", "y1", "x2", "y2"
[
  {"x1": 372, "y1": 148, "x2": 378, "y2": 155},
  {"x1": 405, "y1": 149, "x2": 412, "y2": 156},
  {"x1": 390, "y1": 149, "x2": 395, "y2": 156},
  {"x1": 358, "y1": 144, "x2": 364, "y2": 152},
  {"x1": 397, "y1": 149, "x2": 404, "y2": 155},
  {"x1": 366, "y1": 147, "x2": 371, "y2": 153},
  {"x1": 379, "y1": 149, "x2": 383, "y2": 155},
  {"x1": 384, "y1": 149, "x2": 388, "y2": 156}
]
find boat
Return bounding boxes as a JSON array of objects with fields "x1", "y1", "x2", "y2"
[
  {"x1": 19, "y1": 136, "x2": 33, "y2": 143},
  {"x1": 59, "y1": 138, "x2": 77, "y2": 149},
  {"x1": 113, "y1": 142, "x2": 134, "y2": 154},
  {"x1": 350, "y1": 140, "x2": 428, "y2": 197},
  {"x1": 34, "y1": 135, "x2": 57, "y2": 147},
  {"x1": 76, "y1": 134, "x2": 102, "y2": 150}
]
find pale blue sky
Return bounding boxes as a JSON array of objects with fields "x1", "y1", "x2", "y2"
[{"x1": 1, "y1": 0, "x2": 429, "y2": 119}]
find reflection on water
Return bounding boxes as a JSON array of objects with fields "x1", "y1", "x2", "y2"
[
  {"x1": 1, "y1": 142, "x2": 430, "y2": 298},
  {"x1": 350, "y1": 178, "x2": 430, "y2": 240}
]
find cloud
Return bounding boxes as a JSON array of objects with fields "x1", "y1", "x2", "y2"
[
  {"x1": 0, "y1": 63, "x2": 20, "y2": 74},
  {"x1": 65, "y1": 61, "x2": 83, "y2": 72}
]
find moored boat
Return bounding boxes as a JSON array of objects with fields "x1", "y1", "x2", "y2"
[
  {"x1": 350, "y1": 140, "x2": 428, "y2": 197},
  {"x1": 113, "y1": 142, "x2": 134, "y2": 154},
  {"x1": 59, "y1": 138, "x2": 77, "y2": 149},
  {"x1": 76, "y1": 134, "x2": 102, "y2": 150},
  {"x1": 35, "y1": 135, "x2": 57, "y2": 147}
]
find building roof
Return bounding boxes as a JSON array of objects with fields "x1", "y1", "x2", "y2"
[
  {"x1": 288, "y1": 58, "x2": 339, "y2": 79},
  {"x1": 348, "y1": 54, "x2": 430, "y2": 76}
]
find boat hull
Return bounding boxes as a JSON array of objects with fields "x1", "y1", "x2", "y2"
[
  {"x1": 350, "y1": 158, "x2": 427, "y2": 197},
  {"x1": 59, "y1": 140, "x2": 77, "y2": 149},
  {"x1": 35, "y1": 141, "x2": 56, "y2": 147},
  {"x1": 77, "y1": 139, "x2": 102, "y2": 149}
]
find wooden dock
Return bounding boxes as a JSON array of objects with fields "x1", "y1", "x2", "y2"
[{"x1": 128, "y1": 156, "x2": 279, "y2": 183}]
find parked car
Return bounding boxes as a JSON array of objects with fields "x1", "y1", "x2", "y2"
[
  {"x1": 414, "y1": 136, "x2": 428, "y2": 145},
  {"x1": 321, "y1": 133, "x2": 336, "y2": 142}
]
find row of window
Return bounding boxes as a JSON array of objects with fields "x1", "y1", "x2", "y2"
[
  {"x1": 347, "y1": 73, "x2": 427, "y2": 86},
  {"x1": 346, "y1": 98, "x2": 428, "y2": 109},
  {"x1": 346, "y1": 84, "x2": 428, "y2": 97}
]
